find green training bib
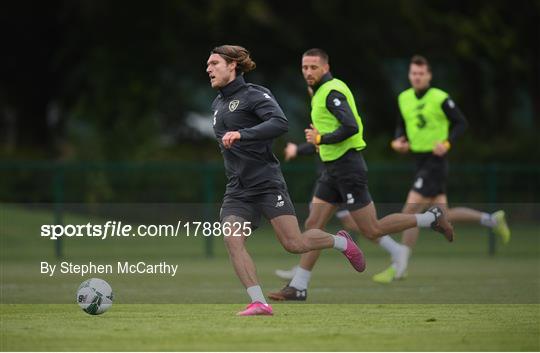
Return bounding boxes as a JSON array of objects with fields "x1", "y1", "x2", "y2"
[
  {"x1": 311, "y1": 78, "x2": 366, "y2": 161},
  {"x1": 397, "y1": 87, "x2": 449, "y2": 152}
]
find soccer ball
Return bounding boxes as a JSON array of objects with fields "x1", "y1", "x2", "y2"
[{"x1": 76, "y1": 278, "x2": 113, "y2": 315}]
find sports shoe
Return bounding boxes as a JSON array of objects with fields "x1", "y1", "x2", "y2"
[
  {"x1": 236, "y1": 302, "x2": 273, "y2": 316},
  {"x1": 372, "y1": 266, "x2": 396, "y2": 283},
  {"x1": 275, "y1": 266, "x2": 298, "y2": 280},
  {"x1": 268, "y1": 285, "x2": 307, "y2": 301},
  {"x1": 427, "y1": 207, "x2": 454, "y2": 242},
  {"x1": 492, "y1": 210, "x2": 511, "y2": 245},
  {"x1": 336, "y1": 230, "x2": 366, "y2": 272}
]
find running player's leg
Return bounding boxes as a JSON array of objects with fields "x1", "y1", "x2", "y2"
[
  {"x1": 349, "y1": 201, "x2": 414, "y2": 239},
  {"x1": 331, "y1": 152, "x2": 451, "y2": 242},
  {"x1": 221, "y1": 200, "x2": 273, "y2": 316},
  {"x1": 297, "y1": 197, "x2": 337, "y2": 270},
  {"x1": 373, "y1": 190, "x2": 449, "y2": 282},
  {"x1": 267, "y1": 200, "x2": 365, "y2": 302},
  {"x1": 402, "y1": 190, "x2": 510, "y2": 245},
  {"x1": 269, "y1": 198, "x2": 336, "y2": 300},
  {"x1": 347, "y1": 197, "x2": 448, "y2": 241},
  {"x1": 416, "y1": 194, "x2": 506, "y2": 240},
  {"x1": 254, "y1": 190, "x2": 364, "y2": 269},
  {"x1": 223, "y1": 216, "x2": 273, "y2": 316},
  {"x1": 270, "y1": 215, "x2": 329, "y2": 251},
  {"x1": 291, "y1": 175, "x2": 342, "y2": 274},
  {"x1": 222, "y1": 215, "x2": 259, "y2": 289},
  {"x1": 374, "y1": 142, "x2": 451, "y2": 284},
  {"x1": 448, "y1": 207, "x2": 484, "y2": 222},
  {"x1": 337, "y1": 208, "x2": 408, "y2": 273},
  {"x1": 271, "y1": 169, "x2": 339, "y2": 287},
  {"x1": 372, "y1": 191, "x2": 433, "y2": 283},
  {"x1": 273, "y1": 203, "x2": 362, "y2": 282},
  {"x1": 270, "y1": 214, "x2": 363, "y2": 270},
  {"x1": 348, "y1": 190, "x2": 452, "y2": 282},
  {"x1": 336, "y1": 209, "x2": 362, "y2": 234},
  {"x1": 335, "y1": 152, "x2": 451, "y2": 283},
  {"x1": 447, "y1": 207, "x2": 511, "y2": 244},
  {"x1": 401, "y1": 190, "x2": 434, "y2": 248},
  {"x1": 400, "y1": 152, "x2": 452, "y2": 247}
]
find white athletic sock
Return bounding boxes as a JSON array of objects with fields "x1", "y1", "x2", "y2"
[
  {"x1": 415, "y1": 211, "x2": 436, "y2": 227},
  {"x1": 480, "y1": 212, "x2": 496, "y2": 227},
  {"x1": 289, "y1": 267, "x2": 312, "y2": 290},
  {"x1": 378, "y1": 235, "x2": 402, "y2": 258},
  {"x1": 246, "y1": 285, "x2": 267, "y2": 304},
  {"x1": 332, "y1": 235, "x2": 347, "y2": 251},
  {"x1": 394, "y1": 245, "x2": 411, "y2": 278}
]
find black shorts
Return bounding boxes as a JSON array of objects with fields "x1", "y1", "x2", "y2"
[
  {"x1": 411, "y1": 153, "x2": 448, "y2": 197},
  {"x1": 314, "y1": 149, "x2": 372, "y2": 211},
  {"x1": 220, "y1": 189, "x2": 296, "y2": 230}
]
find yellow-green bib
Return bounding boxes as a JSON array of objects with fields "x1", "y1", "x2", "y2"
[
  {"x1": 397, "y1": 87, "x2": 449, "y2": 152},
  {"x1": 311, "y1": 78, "x2": 366, "y2": 161}
]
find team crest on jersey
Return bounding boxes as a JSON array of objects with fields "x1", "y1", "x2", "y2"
[{"x1": 228, "y1": 100, "x2": 240, "y2": 112}]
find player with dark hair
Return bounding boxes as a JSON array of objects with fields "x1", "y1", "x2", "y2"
[
  {"x1": 269, "y1": 49, "x2": 454, "y2": 301},
  {"x1": 372, "y1": 55, "x2": 511, "y2": 283},
  {"x1": 207, "y1": 45, "x2": 366, "y2": 315}
]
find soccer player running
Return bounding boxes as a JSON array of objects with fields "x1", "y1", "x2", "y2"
[
  {"x1": 207, "y1": 45, "x2": 366, "y2": 316},
  {"x1": 277, "y1": 142, "x2": 431, "y2": 281},
  {"x1": 268, "y1": 48, "x2": 454, "y2": 301},
  {"x1": 275, "y1": 141, "x2": 364, "y2": 280},
  {"x1": 372, "y1": 55, "x2": 511, "y2": 284}
]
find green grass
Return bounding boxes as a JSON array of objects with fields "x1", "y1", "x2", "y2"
[
  {"x1": 1, "y1": 204, "x2": 540, "y2": 351},
  {"x1": 1, "y1": 304, "x2": 539, "y2": 351}
]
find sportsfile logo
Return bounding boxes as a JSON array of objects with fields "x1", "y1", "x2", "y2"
[
  {"x1": 40, "y1": 220, "x2": 253, "y2": 239},
  {"x1": 41, "y1": 221, "x2": 132, "y2": 240}
]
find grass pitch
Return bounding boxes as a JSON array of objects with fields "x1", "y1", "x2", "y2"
[
  {"x1": 1, "y1": 204, "x2": 539, "y2": 351},
  {"x1": 1, "y1": 304, "x2": 539, "y2": 351}
]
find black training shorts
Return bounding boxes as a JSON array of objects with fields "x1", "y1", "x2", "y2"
[
  {"x1": 411, "y1": 153, "x2": 448, "y2": 197},
  {"x1": 314, "y1": 149, "x2": 372, "y2": 211},
  {"x1": 220, "y1": 188, "x2": 296, "y2": 230}
]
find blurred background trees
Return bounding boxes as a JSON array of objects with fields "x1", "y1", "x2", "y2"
[{"x1": 1, "y1": 0, "x2": 539, "y2": 162}]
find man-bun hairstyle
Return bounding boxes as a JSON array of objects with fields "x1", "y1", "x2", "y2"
[{"x1": 211, "y1": 45, "x2": 256, "y2": 74}]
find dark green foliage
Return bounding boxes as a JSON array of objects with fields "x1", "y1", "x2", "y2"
[{"x1": 1, "y1": 1, "x2": 538, "y2": 161}]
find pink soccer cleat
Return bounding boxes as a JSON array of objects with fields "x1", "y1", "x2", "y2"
[
  {"x1": 337, "y1": 230, "x2": 366, "y2": 272},
  {"x1": 236, "y1": 302, "x2": 273, "y2": 316}
]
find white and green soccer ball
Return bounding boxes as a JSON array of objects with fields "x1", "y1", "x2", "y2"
[{"x1": 76, "y1": 278, "x2": 113, "y2": 315}]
